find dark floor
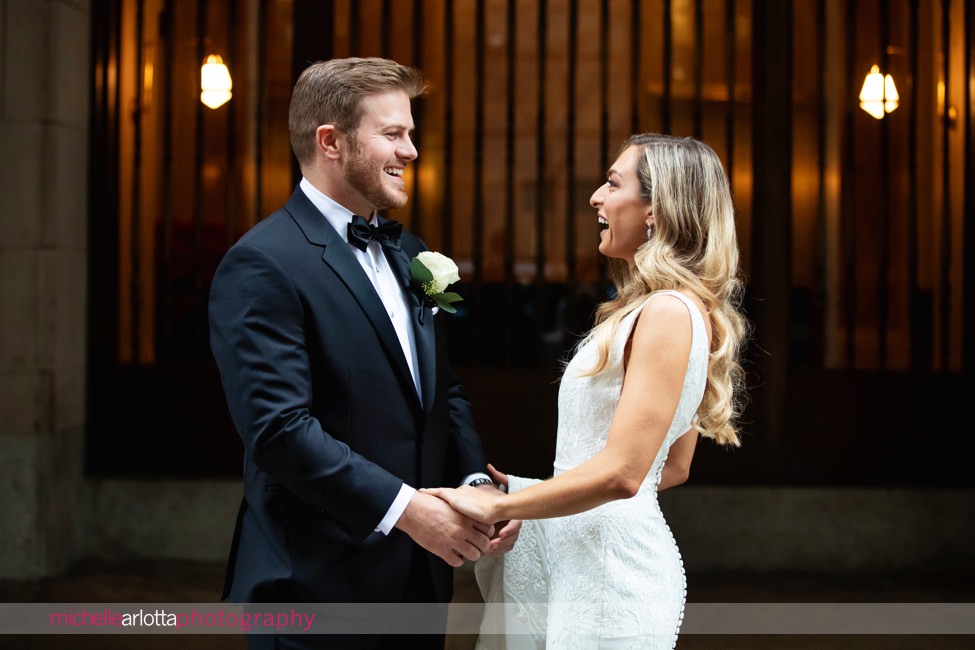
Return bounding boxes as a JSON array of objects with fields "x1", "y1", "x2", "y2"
[{"x1": 1, "y1": 561, "x2": 972, "y2": 649}]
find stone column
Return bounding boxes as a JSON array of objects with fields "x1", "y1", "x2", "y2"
[{"x1": 0, "y1": 0, "x2": 90, "y2": 579}]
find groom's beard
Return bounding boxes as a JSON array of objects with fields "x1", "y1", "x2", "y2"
[{"x1": 343, "y1": 142, "x2": 409, "y2": 212}]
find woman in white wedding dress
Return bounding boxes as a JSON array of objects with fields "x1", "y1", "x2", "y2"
[{"x1": 426, "y1": 134, "x2": 748, "y2": 649}]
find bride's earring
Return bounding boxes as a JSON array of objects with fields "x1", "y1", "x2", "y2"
[{"x1": 646, "y1": 223, "x2": 655, "y2": 239}]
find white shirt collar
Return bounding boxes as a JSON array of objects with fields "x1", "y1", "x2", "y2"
[{"x1": 298, "y1": 177, "x2": 377, "y2": 242}]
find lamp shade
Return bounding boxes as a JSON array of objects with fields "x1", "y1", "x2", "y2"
[
  {"x1": 859, "y1": 64, "x2": 898, "y2": 119},
  {"x1": 201, "y1": 54, "x2": 232, "y2": 109}
]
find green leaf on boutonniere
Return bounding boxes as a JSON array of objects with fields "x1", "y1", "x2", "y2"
[
  {"x1": 410, "y1": 258, "x2": 433, "y2": 284},
  {"x1": 435, "y1": 292, "x2": 463, "y2": 313}
]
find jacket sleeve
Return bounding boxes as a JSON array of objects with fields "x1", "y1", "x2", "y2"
[{"x1": 209, "y1": 243, "x2": 403, "y2": 542}]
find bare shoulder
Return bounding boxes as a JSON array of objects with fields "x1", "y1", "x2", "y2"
[
  {"x1": 630, "y1": 293, "x2": 693, "y2": 355},
  {"x1": 641, "y1": 293, "x2": 695, "y2": 330}
]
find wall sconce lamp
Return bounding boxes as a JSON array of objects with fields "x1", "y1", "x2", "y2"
[
  {"x1": 200, "y1": 54, "x2": 232, "y2": 109},
  {"x1": 859, "y1": 64, "x2": 898, "y2": 119}
]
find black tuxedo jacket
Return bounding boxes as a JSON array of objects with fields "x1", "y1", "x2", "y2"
[{"x1": 209, "y1": 186, "x2": 487, "y2": 604}]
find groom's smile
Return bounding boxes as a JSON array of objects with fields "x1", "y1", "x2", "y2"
[{"x1": 341, "y1": 90, "x2": 417, "y2": 214}]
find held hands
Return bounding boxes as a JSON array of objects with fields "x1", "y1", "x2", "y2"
[
  {"x1": 422, "y1": 464, "x2": 521, "y2": 557},
  {"x1": 395, "y1": 490, "x2": 495, "y2": 568},
  {"x1": 422, "y1": 485, "x2": 500, "y2": 526},
  {"x1": 481, "y1": 464, "x2": 520, "y2": 556}
]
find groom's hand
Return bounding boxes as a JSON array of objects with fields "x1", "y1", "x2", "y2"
[
  {"x1": 485, "y1": 518, "x2": 521, "y2": 556},
  {"x1": 395, "y1": 491, "x2": 495, "y2": 567}
]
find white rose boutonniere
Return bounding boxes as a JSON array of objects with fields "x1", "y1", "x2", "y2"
[{"x1": 410, "y1": 251, "x2": 463, "y2": 314}]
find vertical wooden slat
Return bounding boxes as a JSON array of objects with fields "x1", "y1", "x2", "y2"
[
  {"x1": 130, "y1": 0, "x2": 145, "y2": 361},
  {"x1": 965, "y1": 0, "x2": 975, "y2": 371},
  {"x1": 751, "y1": 0, "x2": 793, "y2": 457},
  {"x1": 158, "y1": 0, "x2": 175, "y2": 361},
  {"x1": 598, "y1": 0, "x2": 610, "y2": 281},
  {"x1": 630, "y1": 0, "x2": 640, "y2": 134},
  {"x1": 350, "y1": 0, "x2": 361, "y2": 56},
  {"x1": 472, "y1": 0, "x2": 486, "y2": 364},
  {"x1": 725, "y1": 0, "x2": 736, "y2": 188},
  {"x1": 410, "y1": 0, "x2": 423, "y2": 240},
  {"x1": 693, "y1": 0, "x2": 703, "y2": 138},
  {"x1": 940, "y1": 0, "x2": 952, "y2": 369},
  {"x1": 291, "y1": 2, "x2": 334, "y2": 73},
  {"x1": 113, "y1": 0, "x2": 125, "y2": 361},
  {"x1": 566, "y1": 0, "x2": 578, "y2": 283},
  {"x1": 907, "y1": 0, "x2": 922, "y2": 368},
  {"x1": 90, "y1": 0, "x2": 123, "y2": 368},
  {"x1": 442, "y1": 0, "x2": 454, "y2": 256},
  {"x1": 878, "y1": 0, "x2": 892, "y2": 367},
  {"x1": 224, "y1": 0, "x2": 238, "y2": 251},
  {"x1": 412, "y1": 0, "x2": 424, "y2": 80},
  {"x1": 381, "y1": 0, "x2": 391, "y2": 58},
  {"x1": 255, "y1": 0, "x2": 267, "y2": 227},
  {"x1": 662, "y1": 0, "x2": 672, "y2": 133},
  {"x1": 841, "y1": 0, "x2": 857, "y2": 368},
  {"x1": 193, "y1": 0, "x2": 206, "y2": 358},
  {"x1": 812, "y1": 0, "x2": 827, "y2": 369},
  {"x1": 534, "y1": 0, "x2": 547, "y2": 366},
  {"x1": 503, "y1": 0, "x2": 517, "y2": 366},
  {"x1": 599, "y1": 0, "x2": 609, "y2": 173},
  {"x1": 291, "y1": 1, "x2": 333, "y2": 183},
  {"x1": 88, "y1": 0, "x2": 124, "y2": 467}
]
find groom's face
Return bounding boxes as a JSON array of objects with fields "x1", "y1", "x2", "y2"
[{"x1": 341, "y1": 90, "x2": 418, "y2": 213}]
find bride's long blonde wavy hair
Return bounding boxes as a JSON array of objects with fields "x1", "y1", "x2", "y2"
[{"x1": 580, "y1": 134, "x2": 748, "y2": 446}]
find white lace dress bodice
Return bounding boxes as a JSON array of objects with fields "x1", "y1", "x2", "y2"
[{"x1": 474, "y1": 291, "x2": 709, "y2": 649}]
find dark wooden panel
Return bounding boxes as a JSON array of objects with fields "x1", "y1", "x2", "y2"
[
  {"x1": 87, "y1": 0, "x2": 972, "y2": 485},
  {"x1": 750, "y1": 0, "x2": 793, "y2": 448}
]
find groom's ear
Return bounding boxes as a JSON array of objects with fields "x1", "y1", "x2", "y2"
[{"x1": 317, "y1": 124, "x2": 342, "y2": 160}]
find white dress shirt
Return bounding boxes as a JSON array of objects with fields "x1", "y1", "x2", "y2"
[{"x1": 300, "y1": 180, "x2": 493, "y2": 535}]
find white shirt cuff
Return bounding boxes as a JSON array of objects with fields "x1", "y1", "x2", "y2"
[
  {"x1": 375, "y1": 483, "x2": 416, "y2": 535},
  {"x1": 374, "y1": 473, "x2": 492, "y2": 535},
  {"x1": 460, "y1": 472, "x2": 492, "y2": 487}
]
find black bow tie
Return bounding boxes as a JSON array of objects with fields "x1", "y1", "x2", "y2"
[{"x1": 347, "y1": 215, "x2": 403, "y2": 252}]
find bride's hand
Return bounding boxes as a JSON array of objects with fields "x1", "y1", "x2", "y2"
[
  {"x1": 487, "y1": 464, "x2": 509, "y2": 492},
  {"x1": 422, "y1": 486, "x2": 500, "y2": 525}
]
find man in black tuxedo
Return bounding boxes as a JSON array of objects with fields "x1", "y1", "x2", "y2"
[{"x1": 209, "y1": 57, "x2": 518, "y2": 649}]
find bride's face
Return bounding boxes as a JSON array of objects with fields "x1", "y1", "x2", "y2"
[{"x1": 589, "y1": 145, "x2": 653, "y2": 267}]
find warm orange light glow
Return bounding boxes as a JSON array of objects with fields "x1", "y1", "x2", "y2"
[
  {"x1": 201, "y1": 54, "x2": 232, "y2": 109},
  {"x1": 859, "y1": 64, "x2": 898, "y2": 119}
]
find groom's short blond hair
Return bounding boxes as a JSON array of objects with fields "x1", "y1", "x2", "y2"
[{"x1": 289, "y1": 57, "x2": 426, "y2": 166}]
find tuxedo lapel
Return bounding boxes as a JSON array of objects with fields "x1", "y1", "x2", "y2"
[
  {"x1": 284, "y1": 189, "x2": 418, "y2": 406},
  {"x1": 414, "y1": 307, "x2": 437, "y2": 414},
  {"x1": 386, "y1": 243, "x2": 437, "y2": 414}
]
